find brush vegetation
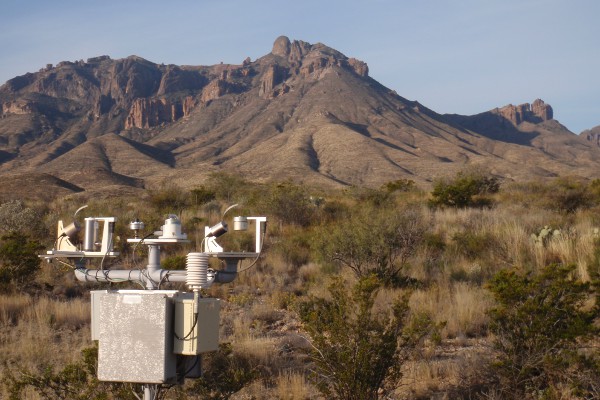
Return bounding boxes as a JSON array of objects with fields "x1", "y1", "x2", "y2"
[{"x1": 2, "y1": 172, "x2": 600, "y2": 399}]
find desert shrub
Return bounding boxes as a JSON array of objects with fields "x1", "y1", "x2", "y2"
[
  {"x1": 0, "y1": 232, "x2": 43, "y2": 289},
  {"x1": 273, "y1": 227, "x2": 314, "y2": 268},
  {"x1": 187, "y1": 343, "x2": 257, "y2": 400},
  {"x1": 452, "y1": 231, "x2": 497, "y2": 260},
  {"x1": 547, "y1": 178, "x2": 594, "y2": 214},
  {"x1": 162, "y1": 254, "x2": 186, "y2": 270},
  {"x1": 349, "y1": 186, "x2": 393, "y2": 207},
  {"x1": 260, "y1": 182, "x2": 315, "y2": 227},
  {"x1": 0, "y1": 200, "x2": 46, "y2": 238},
  {"x1": 148, "y1": 184, "x2": 190, "y2": 214},
  {"x1": 429, "y1": 171, "x2": 499, "y2": 209},
  {"x1": 314, "y1": 198, "x2": 349, "y2": 224},
  {"x1": 485, "y1": 264, "x2": 600, "y2": 398},
  {"x1": 206, "y1": 172, "x2": 251, "y2": 203},
  {"x1": 297, "y1": 275, "x2": 434, "y2": 400},
  {"x1": 315, "y1": 206, "x2": 426, "y2": 286},
  {"x1": 190, "y1": 186, "x2": 216, "y2": 206},
  {"x1": 2, "y1": 345, "x2": 139, "y2": 400},
  {"x1": 382, "y1": 178, "x2": 416, "y2": 193}
]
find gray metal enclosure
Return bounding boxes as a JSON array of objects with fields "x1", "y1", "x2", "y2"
[{"x1": 93, "y1": 290, "x2": 220, "y2": 384}]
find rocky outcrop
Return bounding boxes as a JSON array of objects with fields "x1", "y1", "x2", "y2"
[
  {"x1": 272, "y1": 36, "x2": 368, "y2": 78},
  {"x1": 532, "y1": 99, "x2": 553, "y2": 121},
  {"x1": 259, "y1": 64, "x2": 288, "y2": 98},
  {"x1": 272, "y1": 36, "x2": 291, "y2": 57},
  {"x1": 157, "y1": 66, "x2": 206, "y2": 96},
  {"x1": 124, "y1": 96, "x2": 196, "y2": 129},
  {"x1": 1, "y1": 100, "x2": 36, "y2": 116},
  {"x1": 494, "y1": 99, "x2": 553, "y2": 125},
  {"x1": 200, "y1": 80, "x2": 229, "y2": 103},
  {"x1": 347, "y1": 58, "x2": 369, "y2": 77},
  {"x1": 582, "y1": 126, "x2": 600, "y2": 146}
]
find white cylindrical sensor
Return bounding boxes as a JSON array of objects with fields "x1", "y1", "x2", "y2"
[{"x1": 233, "y1": 216, "x2": 248, "y2": 231}]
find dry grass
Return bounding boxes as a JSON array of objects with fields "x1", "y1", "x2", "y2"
[
  {"x1": 0, "y1": 294, "x2": 91, "y2": 381},
  {"x1": 398, "y1": 338, "x2": 492, "y2": 399},
  {"x1": 410, "y1": 282, "x2": 492, "y2": 339},
  {"x1": 275, "y1": 371, "x2": 316, "y2": 400}
]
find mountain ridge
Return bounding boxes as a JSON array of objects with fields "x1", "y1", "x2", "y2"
[{"x1": 1, "y1": 36, "x2": 599, "y2": 199}]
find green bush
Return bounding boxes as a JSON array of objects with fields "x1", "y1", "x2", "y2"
[
  {"x1": 429, "y1": 171, "x2": 499, "y2": 208},
  {"x1": 486, "y1": 264, "x2": 600, "y2": 398},
  {"x1": 190, "y1": 186, "x2": 216, "y2": 206},
  {"x1": 148, "y1": 184, "x2": 190, "y2": 214},
  {"x1": 297, "y1": 275, "x2": 434, "y2": 400},
  {"x1": 161, "y1": 254, "x2": 187, "y2": 270},
  {"x1": 382, "y1": 178, "x2": 416, "y2": 193},
  {"x1": 0, "y1": 200, "x2": 46, "y2": 238},
  {"x1": 548, "y1": 178, "x2": 594, "y2": 214},
  {"x1": 187, "y1": 343, "x2": 257, "y2": 400},
  {"x1": 315, "y1": 206, "x2": 425, "y2": 286},
  {"x1": 0, "y1": 232, "x2": 43, "y2": 289},
  {"x1": 452, "y1": 231, "x2": 496, "y2": 260},
  {"x1": 261, "y1": 182, "x2": 315, "y2": 227}
]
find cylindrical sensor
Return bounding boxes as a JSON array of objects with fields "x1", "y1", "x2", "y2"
[
  {"x1": 62, "y1": 221, "x2": 80, "y2": 239},
  {"x1": 206, "y1": 221, "x2": 228, "y2": 237},
  {"x1": 84, "y1": 218, "x2": 97, "y2": 251},
  {"x1": 129, "y1": 219, "x2": 145, "y2": 231},
  {"x1": 233, "y1": 216, "x2": 248, "y2": 231}
]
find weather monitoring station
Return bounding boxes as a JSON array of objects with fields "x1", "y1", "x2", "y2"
[{"x1": 40, "y1": 205, "x2": 267, "y2": 400}]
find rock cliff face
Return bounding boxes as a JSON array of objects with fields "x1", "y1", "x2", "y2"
[
  {"x1": 1, "y1": 100, "x2": 35, "y2": 115},
  {"x1": 494, "y1": 99, "x2": 553, "y2": 125},
  {"x1": 259, "y1": 64, "x2": 288, "y2": 98},
  {"x1": 124, "y1": 96, "x2": 196, "y2": 129}
]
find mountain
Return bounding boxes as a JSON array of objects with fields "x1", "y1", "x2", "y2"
[{"x1": 1, "y1": 36, "x2": 599, "y2": 199}]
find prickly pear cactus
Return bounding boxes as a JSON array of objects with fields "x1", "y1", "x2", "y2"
[{"x1": 531, "y1": 225, "x2": 561, "y2": 246}]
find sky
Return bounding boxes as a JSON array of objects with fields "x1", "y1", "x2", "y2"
[{"x1": 1, "y1": 0, "x2": 598, "y2": 133}]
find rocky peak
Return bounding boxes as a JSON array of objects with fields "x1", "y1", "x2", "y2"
[
  {"x1": 269, "y1": 36, "x2": 368, "y2": 83},
  {"x1": 531, "y1": 99, "x2": 553, "y2": 121},
  {"x1": 494, "y1": 99, "x2": 553, "y2": 125},
  {"x1": 272, "y1": 36, "x2": 292, "y2": 57}
]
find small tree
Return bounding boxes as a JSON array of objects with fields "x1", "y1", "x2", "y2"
[
  {"x1": 429, "y1": 171, "x2": 499, "y2": 208},
  {"x1": 316, "y1": 206, "x2": 425, "y2": 286},
  {"x1": 486, "y1": 264, "x2": 600, "y2": 398},
  {"x1": 0, "y1": 232, "x2": 43, "y2": 289},
  {"x1": 260, "y1": 182, "x2": 315, "y2": 228},
  {"x1": 297, "y1": 275, "x2": 433, "y2": 400}
]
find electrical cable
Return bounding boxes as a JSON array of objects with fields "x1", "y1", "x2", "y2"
[{"x1": 173, "y1": 313, "x2": 198, "y2": 341}]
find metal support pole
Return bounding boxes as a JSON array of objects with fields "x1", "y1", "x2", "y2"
[
  {"x1": 146, "y1": 244, "x2": 161, "y2": 289},
  {"x1": 143, "y1": 384, "x2": 156, "y2": 400}
]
